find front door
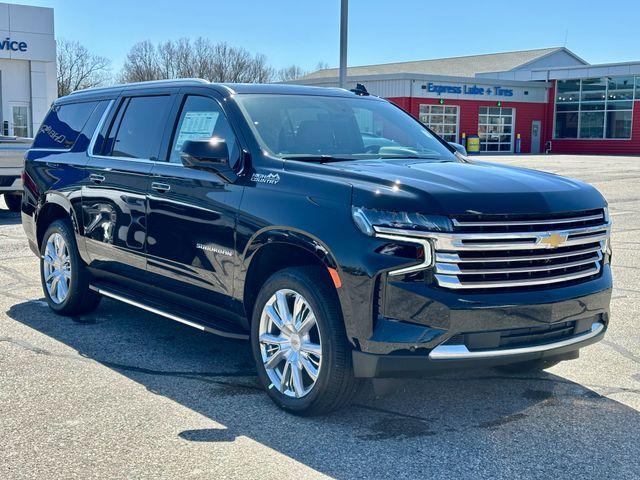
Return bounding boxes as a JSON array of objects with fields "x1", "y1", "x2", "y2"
[
  {"x1": 531, "y1": 120, "x2": 541, "y2": 154},
  {"x1": 145, "y1": 94, "x2": 244, "y2": 312},
  {"x1": 82, "y1": 93, "x2": 174, "y2": 283}
]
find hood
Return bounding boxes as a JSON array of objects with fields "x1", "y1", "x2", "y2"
[{"x1": 326, "y1": 158, "x2": 606, "y2": 215}]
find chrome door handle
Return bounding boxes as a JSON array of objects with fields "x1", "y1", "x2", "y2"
[
  {"x1": 89, "y1": 173, "x2": 105, "y2": 184},
  {"x1": 151, "y1": 182, "x2": 171, "y2": 193}
]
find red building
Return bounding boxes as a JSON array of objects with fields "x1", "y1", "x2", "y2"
[{"x1": 293, "y1": 48, "x2": 640, "y2": 155}]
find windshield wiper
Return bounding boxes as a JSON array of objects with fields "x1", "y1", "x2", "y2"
[{"x1": 281, "y1": 154, "x2": 353, "y2": 163}]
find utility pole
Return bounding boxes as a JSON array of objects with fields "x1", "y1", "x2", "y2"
[{"x1": 339, "y1": 0, "x2": 348, "y2": 88}]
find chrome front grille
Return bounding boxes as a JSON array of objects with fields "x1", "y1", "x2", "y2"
[
  {"x1": 434, "y1": 209, "x2": 610, "y2": 290},
  {"x1": 374, "y1": 209, "x2": 610, "y2": 291}
]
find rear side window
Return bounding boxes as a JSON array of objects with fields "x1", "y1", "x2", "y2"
[
  {"x1": 33, "y1": 101, "x2": 98, "y2": 149},
  {"x1": 108, "y1": 95, "x2": 172, "y2": 160}
]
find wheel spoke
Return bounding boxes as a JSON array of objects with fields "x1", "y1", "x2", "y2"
[
  {"x1": 280, "y1": 358, "x2": 292, "y2": 393},
  {"x1": 260, "y1": 332, "x2": 289, "y2": 346},
  {"x1": 301, "y1": 341, "x2": 321, "y2": 357},
  {"x1": 56, "y1": 276, "x2": 68, "y2": 302},
  {"x1": 275, "y1": 291, "x2": 292, "y2": 326},
  {"x1": 300, "y1": 354, "x2": 319, "y2": 381},
  {"x1": 291, "y1": 360, "x2": 305, "y2": 398},
  {"x1": 264, "y1": 347, "x2": 288, "y2": 370},
  {"x1": 43, "y1": 253, "x2": 55, "y2": 266},
  {"x1": 292, "y1": 294, "x2": 305, "y2": 326},
  {"x1": 297, "y1": 312, "x2": 316, "y2": 335},
  {"x1": 265, "y1": 304, "x2": 285, "y2": 331},
  {"x1": 49, "y1": 273, "x2": 59, "y2": 291}
]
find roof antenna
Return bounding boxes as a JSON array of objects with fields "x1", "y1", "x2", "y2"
[{"x1": 350, "y1": 83, "x2": 369, "y2": 96}]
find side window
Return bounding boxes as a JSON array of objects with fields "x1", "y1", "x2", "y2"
[
  {"x1": 109, "y1": 95, "x2": 172, "y2": 160},
  {"x1": 169, "y1": 95, "x2": 240, "y2": 166},
  {"x1": 33, "y1": 101, "x2": 98, "y2": 149}
]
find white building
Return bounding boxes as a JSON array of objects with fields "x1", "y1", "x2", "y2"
[{"x1": 0, "y1": 2, "x2": 56, "y2": 138}]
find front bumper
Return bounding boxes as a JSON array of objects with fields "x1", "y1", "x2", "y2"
[
  {"x1": 351, "y1": 270, "x2": 612, "y2": 377},
  {"x1": 353, "y1": 320, "x2": 605, "y2": 377}
]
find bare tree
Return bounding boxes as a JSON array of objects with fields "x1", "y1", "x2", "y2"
[
  {"x1": 277, "y1": 65, "x2": 306, "y2": 82},
  {"x1": 315, "y1": 61, "x2": 330, "y2": 71},
  {"x1": 120, "y1": 38, "x2": 274, "y2": 84},
  {"x1": 120, "y1": 40, "x2": 161, "y2": 82},
  {"x1": 57, "y1": 39, "x2": 111, "y2": 96}
]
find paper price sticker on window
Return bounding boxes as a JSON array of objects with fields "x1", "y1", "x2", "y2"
[{"x1": 174, "y1": 111, "x2": 220, "y2": 150}]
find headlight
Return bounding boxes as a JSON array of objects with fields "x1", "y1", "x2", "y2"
[
  {"x1": 351, "y1": 206, "x2": 452, "y2": 237},
  {"x1": 352, "y1": 207, "x2": 451, "y2": 276}
]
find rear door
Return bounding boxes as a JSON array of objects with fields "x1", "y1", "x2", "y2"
[
  {"x1": 82, "y1": 91, "x2": 175, "y2": 283},
  {"x1": 145, "y1": 91, "x2": 245, "y2": 313}
]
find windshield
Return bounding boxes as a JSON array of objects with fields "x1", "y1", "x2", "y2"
[{"x1": 235, "y1": 94, "x2": 457, "y2": 162}]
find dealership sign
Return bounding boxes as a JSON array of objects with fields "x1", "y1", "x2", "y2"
[
  {"x1": 427, "y1": 82, "x2": 513, "y2": 97},
  {"x1": 0, "y1": 37, "x2": 27, "y2": 52}
]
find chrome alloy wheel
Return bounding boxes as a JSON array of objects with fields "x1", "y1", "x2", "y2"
[
  {"x1": 258, "y1": 289, "x2": 323, "y2": 398},
  {"x1": 42, "y1": 233, "x2": 72, "y2": 304}
]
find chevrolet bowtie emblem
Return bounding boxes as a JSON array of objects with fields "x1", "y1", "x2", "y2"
[{"x1": 539, "y1": 233, "x2": 568, "y2": 248}]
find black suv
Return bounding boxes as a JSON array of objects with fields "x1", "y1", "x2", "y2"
[{"x1": 21, "y1": 80, "x2": 612, "y2": 415}]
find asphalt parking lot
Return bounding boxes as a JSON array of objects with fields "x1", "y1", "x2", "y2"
[{"x1": 1, "y1": 154, "x2": 639, "y2": 479}]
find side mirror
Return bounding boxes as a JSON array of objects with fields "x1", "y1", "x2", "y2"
[
  {"x1": 180, "y1": 138, "x2": 237, "y2": 182},
  {"x1": 448, "y1": 142, "x2": 468, "y2": 156}
]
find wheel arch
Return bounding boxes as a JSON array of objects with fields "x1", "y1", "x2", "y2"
[
  {"x1": 240, "y1": 227, "x2": 352, "y2": 332},
  {"x1": 36, "y1": 193, "x2": 78, "y2": 249}
]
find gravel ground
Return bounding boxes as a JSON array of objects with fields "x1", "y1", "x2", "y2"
[{"x1": 0, "y1": 154, "x2": 639, "y2": 479}]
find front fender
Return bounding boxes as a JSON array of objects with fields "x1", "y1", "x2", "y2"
[{"x1": 237, "y1": 226, "x2": 356, "y2": 342}]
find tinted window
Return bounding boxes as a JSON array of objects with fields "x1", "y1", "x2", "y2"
[
  {"x1": 235, "y1": 94, "x2": 456, "y2": 161},
  {"x1": 169, "y1": 95, "x2": 240, "y2": 166},
  {"x1": 33, "y1": 101, "x2": 98, "y2": 149},
  {"x1": 110, "y1": 95, "x2": 172, "y2": 160}
]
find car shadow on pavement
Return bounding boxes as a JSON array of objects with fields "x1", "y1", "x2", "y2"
[{"x1": 7, "y1": 298, "x2": 640, "y2": 478}]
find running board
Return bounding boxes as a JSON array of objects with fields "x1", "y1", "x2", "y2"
[{"x1": 89, "y1": 285, "x2": 249, "y2": 340}]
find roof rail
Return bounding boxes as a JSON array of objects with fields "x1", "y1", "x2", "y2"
[{"x1": 69, "y1": 78, "x2": 210, "y2": 95}]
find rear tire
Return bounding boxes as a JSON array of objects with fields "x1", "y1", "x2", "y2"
[
  {"x1": 495, "y1": 358, "x2": 562, "y2": 374},
  {"x1": 251, "y1": 266, "x2": 360, "y2": 416},
  {"x1": 4, "y1": 193, "x2": 21, "y2": 212},
  {"x1": 40, "y1": 219, "x2": 101, "y2": 316}
]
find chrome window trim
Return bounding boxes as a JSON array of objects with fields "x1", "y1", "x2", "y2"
[
  {"x1": 428, "y1": 322, "x2": 604, "y2": 360},
  {"x1": 87, "y1": 99, "x2": 116, "y2": 159}
]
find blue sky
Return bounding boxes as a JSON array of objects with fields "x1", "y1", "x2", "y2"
[{"x1": 16, "y1": 0, "x2": 640, "y2": 73}]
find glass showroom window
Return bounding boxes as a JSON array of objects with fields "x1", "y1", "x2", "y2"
[
  {"x1": 419, "y1": 104, "x2": 458, "y2": 142},
  {"x1": 478, "y1": 106, "x2": 514, "y2": 152},
  {"x1": 554, "y1": 76, "x2": 635, "y2": 139},
  {"x1": 12, "y1": 106, "x2": 30, "y2": 137}
]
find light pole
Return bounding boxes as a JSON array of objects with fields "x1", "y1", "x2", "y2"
[{"x1": 339, "y1": 0, "x2": 348, "y2": 88}]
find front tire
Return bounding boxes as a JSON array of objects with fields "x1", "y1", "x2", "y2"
[
  {"x1": 251, "y1": 266, "x2": 360, "y2": 415},
  {"x1": 4, "y1": 193, "x2": 21, "y2": 212},
  {"x1": 40, "y1": 219, "x2": 101, "y2": 316}
]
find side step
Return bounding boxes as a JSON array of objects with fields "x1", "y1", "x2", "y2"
[{"x1": 89, "y1": 284, "x2": 249, "y2": 340}]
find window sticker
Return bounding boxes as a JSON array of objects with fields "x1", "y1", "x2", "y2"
[{"x1": 174, "y1": 111, "x2": 220, "y2": 150}]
